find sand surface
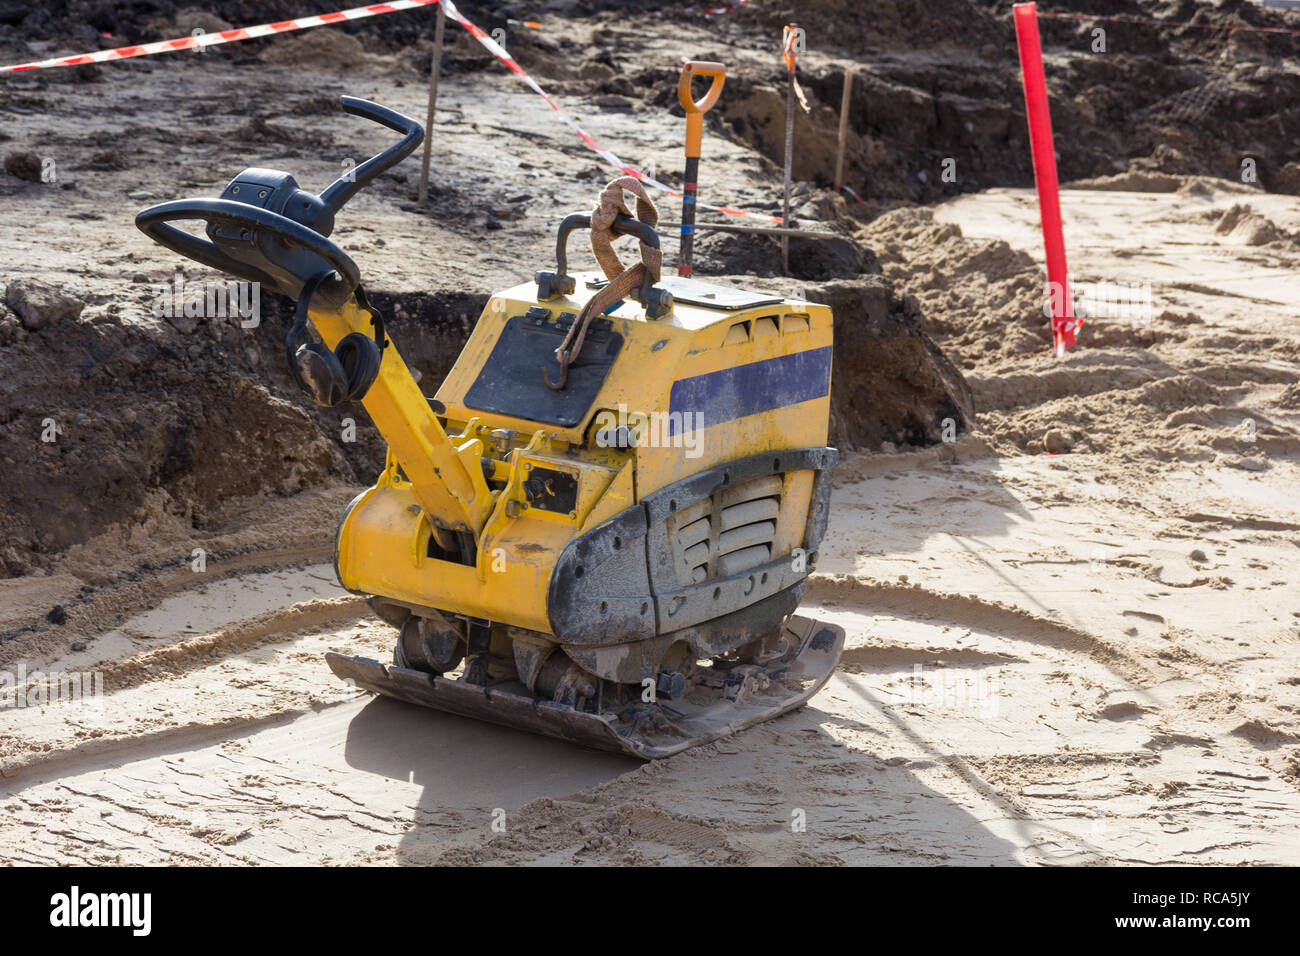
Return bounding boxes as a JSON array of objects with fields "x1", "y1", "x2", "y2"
[
  {"x1": 6, "y1": 428, "x2": 1299, "y2": 863},
  {"x1": 6, "y1": 178, "x2": 1299, "y2": 861}
]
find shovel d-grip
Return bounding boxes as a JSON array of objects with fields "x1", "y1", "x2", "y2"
[
  {"x1": 535, "y1": 212, "x2": 673, "y2": 319},
  {"x1": 677, "y1": 60, "x2": 726, "y2": 277}
]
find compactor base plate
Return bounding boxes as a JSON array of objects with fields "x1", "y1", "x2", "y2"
[{"x1": 326, "y1": 615, "x2": 844, "y2": 759}]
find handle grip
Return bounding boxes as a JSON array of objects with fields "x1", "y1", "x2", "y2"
[
  {"x1": 318, "y1": 96, "x2": 425, "y2": 214},
  {"x1": 679, "y1": 61, "x2": 726, "y2": 160},
  {"x1": 135, "y1": 198, "x2": 361, "y2": 305},
  {"x1": 678, "y1": 61, "x2": 726, "y2": 113}
]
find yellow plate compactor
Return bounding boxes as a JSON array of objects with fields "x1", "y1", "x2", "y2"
[{"x1": 137, "y1": 97, "x2": 844, "y2": 758}]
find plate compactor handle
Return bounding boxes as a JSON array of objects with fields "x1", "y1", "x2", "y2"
[
  {"x1": 134, "y1": 96, "x2": 497, "y2": 538},
  {"x1": 134, "y1": 96, "x2": 423, "y2": 306},
  {"x1": 135, "y1": 198, "x2": 362, "y2": 307},
  {"x1": 318, "y1": 96, "x2": 425, "y2": 214}
]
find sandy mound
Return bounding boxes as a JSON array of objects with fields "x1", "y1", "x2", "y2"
[
  {"x1": 854, "y1": 196, "x2": 1300, "y2": 463},
  {"x1": 1214, "y1": 203, "x2": 1289, "y2": 246},
  {"x1": 856, "y1": 207, "x2": 1047, "y2": 362}
]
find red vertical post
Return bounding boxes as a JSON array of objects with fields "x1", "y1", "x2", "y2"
[{"x1": 1013, "y1": 2, "x2": 1078, "y2": 355}]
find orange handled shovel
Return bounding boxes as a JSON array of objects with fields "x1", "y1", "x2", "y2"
[{"x1": 677, "y1": 60, "x2": 726, "y2": 276}]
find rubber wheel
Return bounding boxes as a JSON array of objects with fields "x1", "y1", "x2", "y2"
[{"x1": 395, "y1": 614, "x2": 465, "y2": 675}]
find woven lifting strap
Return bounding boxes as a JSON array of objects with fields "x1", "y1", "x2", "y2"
[{"x1": 543, "y1": 177, "x2": 661, "y2": 390}]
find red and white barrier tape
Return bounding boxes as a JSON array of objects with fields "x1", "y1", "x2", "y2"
[
  {"x1": 437, "y1": 1, "x2": 788, "y2": 222},
  {"x1": 1, "y1": 0, "x2": 792, "y2": 223},
  {"x1": 0, "y1": 0, "x2": 441, "y2": 72},
  {"x1": 840, "y1": 185, "x2": 866, "y2": 206}
]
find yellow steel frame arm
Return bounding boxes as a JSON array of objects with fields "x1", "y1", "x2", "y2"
[{"x1": 307, "y1": 298, "x2": 494, "y2": 535}]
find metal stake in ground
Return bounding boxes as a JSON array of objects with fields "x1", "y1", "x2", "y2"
[
  {"x1": 676, "y1": 61, "x2": 726, "y2": 277},
  {"x1": 780, "y1": 25, "x2": 802, "y2": 275},
  {"x1": 417, "y1": 1, "x2": 447, "y2": 206},
  {"x1": 834, "y1": 69, "x2": 853, "y2": 195}
]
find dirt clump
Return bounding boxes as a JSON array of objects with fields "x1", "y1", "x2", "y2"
[
  {"x1": 810, "y1": 275, "x2": 975, "y2": 452},
  {"x1": 691, "y1": 218, "x2": 878, "y2": 281},
  {"x1": 262, "y1": 29, "x2": 369, "y2": 69},
  {"x1": 161, "y1": 8, "x2": 235, "y2": 36},
  {"x1": 5, "y1": 279, "x2": 85, "y2": 330},
  {"x1": 1214, "y1": 203, "x2": 1286, "y2": 246},
  {"x1": 3, "y1": 150, "x2": 43, "y2": 183}
]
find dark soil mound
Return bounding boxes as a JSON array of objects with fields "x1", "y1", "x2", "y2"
[
  {"x1": 718, "y1": 0, "x2": 1300, "y2": 199},
  {"x1": 0, "y1": 279, "x2": 482, "y2": 577}
]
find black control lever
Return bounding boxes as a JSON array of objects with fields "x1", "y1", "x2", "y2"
[{"x1": 319, "y1": 96, "x2": 425, "y2": 216}]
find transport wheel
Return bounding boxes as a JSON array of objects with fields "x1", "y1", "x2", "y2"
[{"x1": 394, "y1": 613, "x2": 465, "y2": 675}]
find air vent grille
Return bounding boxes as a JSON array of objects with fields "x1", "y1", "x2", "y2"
[{"x1": 668, "y1": 475, "x2": 782, "y2": 585}]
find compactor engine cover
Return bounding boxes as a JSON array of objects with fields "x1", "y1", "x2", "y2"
[{"x1": 136, "y1": 97, "x2": 843, "y2": 758}]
